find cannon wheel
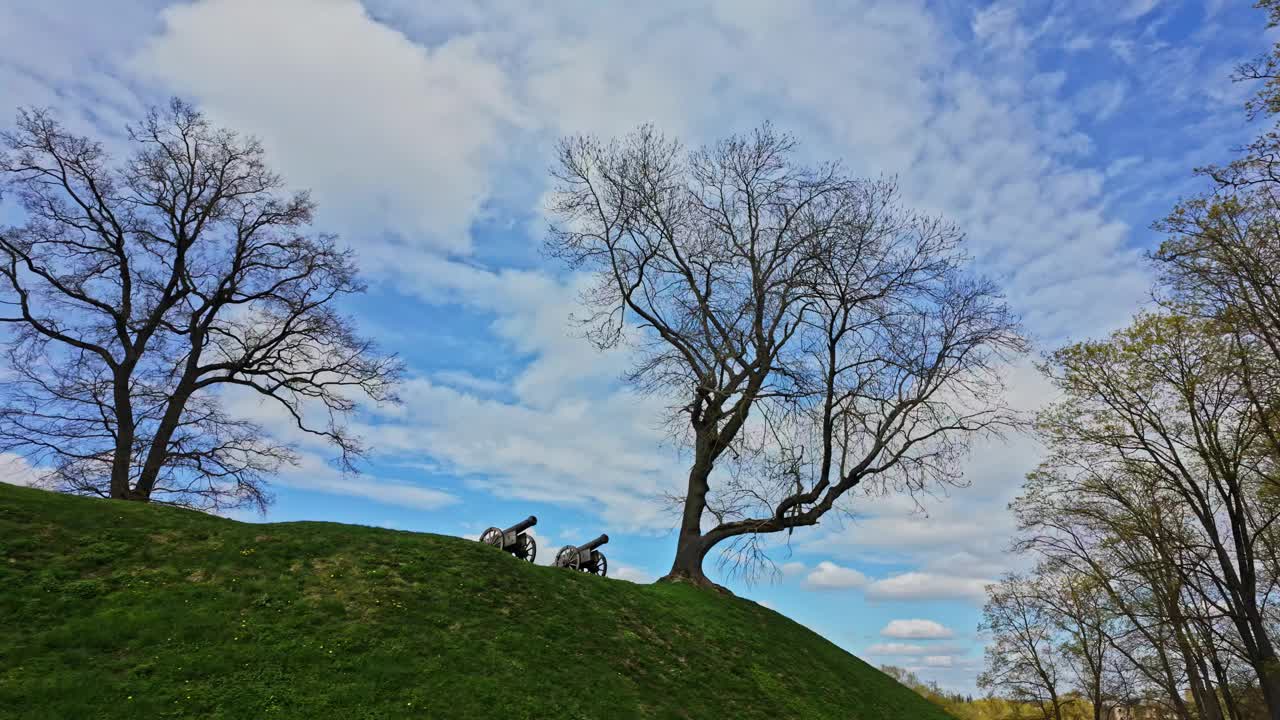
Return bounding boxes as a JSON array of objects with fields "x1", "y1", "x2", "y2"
[
  {"x1": 518, "y1": 533, "x2": 536, "y2": 563},
  {"x1": 554, "y1": 545, "x2": 579, "y2": 570},
  {"x1": 479, "y1": 527, "x2": 504, "y2": 548},
  {"x1": 592, "y1": 552, "x2": 607, "y2": 577}
]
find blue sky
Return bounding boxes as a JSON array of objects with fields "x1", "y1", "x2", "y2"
[{"x1": 0, "y1": 0, "x2": 1268, "y2": 692}]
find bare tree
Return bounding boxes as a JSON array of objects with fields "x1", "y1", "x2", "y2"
[
  {"x1": 1160, "y1": 0, "x2": 1280, "y2": 470},
  {"x1": 547, "y1": 125, "x2": 1025, "y2": 587},
  {"x1": 1154, "y1": 194, "x2": 1280, "y2": 469},
  {"x1": 979, "y1": 573, "x2": 1071, "y2": 720},
  {"x1": 1013, "y1": 465, "x2": 1223, "y2": 720},
  {"x1": 1044, "y1": 570, "x2": 1122, "y2": 720},
  {"x1": 1031, "y1": 312, "x2": 1280, "y2": 718},
  {"x1": 0, "y1": 100, "x2": 401, "y2": 512}
]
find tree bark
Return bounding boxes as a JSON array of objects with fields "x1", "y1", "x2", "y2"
[
  {"x1": 108, "y1": 368, "x2": 135, "y2": 500},
  {"x1": 1171, "y1": 604, "x2": 1225, "y2": 720},
  {"x1": 660, "y1": 435, "x2": 728, "y2": 591},
  {"x1": 665, "y1": 533, "x2": 713, "y2": 586},
  {"x1": 132, "y1": 388, "x2": 192, "y2": 500},
  {"x1": 1256, "y1": 657, "x2": 1280, "y2": 720},
  {"x1": 133, "y1": 332, "x2": 204, "y2": 499}
]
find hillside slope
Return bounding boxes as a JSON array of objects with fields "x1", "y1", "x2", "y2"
[{"x1": 0, "y1": 482, "x2": 952, "y2": 719}]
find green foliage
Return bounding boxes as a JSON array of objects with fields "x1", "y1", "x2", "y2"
[
  {"x1": 0, "y1": 483, "x2": 955, "y2": 719},
  {"x1": 883, "y1": 665, "x2": 1096, "y2": 720}
]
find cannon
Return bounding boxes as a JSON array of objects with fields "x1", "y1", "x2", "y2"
[
  {"x1": 478, "y1": 516, "x2": 537, "y2": 562},
  {"x1": 553, "y1": 534, "x2": 609, "y2": 576}
]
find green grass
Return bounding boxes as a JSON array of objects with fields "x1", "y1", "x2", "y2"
[{"x1": 0, "y1": 482, "x2": 953, "y2": 719}]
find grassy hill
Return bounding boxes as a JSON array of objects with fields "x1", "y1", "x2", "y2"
[{"x1": 0, "y1": 482, "x2": 953, "y2": 719}]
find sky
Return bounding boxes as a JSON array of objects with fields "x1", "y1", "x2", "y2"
[{"x1": 0, "y1": 0, "x2": 1270, "y2": 693}]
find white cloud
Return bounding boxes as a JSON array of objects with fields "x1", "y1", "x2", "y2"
[
  {"x1": 0, "y1": 453, "x2": 44, "y2": 488},
  {"x1": 360, "y1": 376, "x2": 682, "y2": 530},
  {"x1": 1064, "y1": 34, "x2": 1095, "y2": 52},
  {"x1": 803, "y1": 561, "x2": 870, "y2": 591},
  {"x1": 972, "y1": 4, "x2": 1030, "y2": 53},
  {"x1": 1121, "y1": 0, "x2": 1161, "y2": 21},
  {"x1": 132, "y1": 0, "x2": 522, "y2": 255},
  {"x1": 430, "y1": 370, "x2": 509, "y2": 397},
  {"x1": 1075, "y1": 79, "x2": 1129, "y2": 122},
  {"x1": 881, "y1": 619, "x2": 954, "y2": 640},
  {"x1": 780, "y1": 561, "x2": 807, "y2": 577},
  {"x1": 924, "y1": 655, "x2": 955, "y2": 668},
  {"x1": 611, "y1": 565, "x2": 654, "y2": 584},
  {"x1": 113, "y1": 0, "x2": 1153, "y2": 533},
  {"x1": 274, "y1": 454, "x2": 459, "y2": 511},
  {"x1": 0, "y1": 2, "x2": 150, "y2": 132},
  {"x1": 867, "y1": 642, "x2": 930, "y2": 656},
  {"x1": 866, "y1": 572, "x2": 993, "y2": 603},
  {"x1": 1110, "y1": 37, "x2": 1138, "y2": 64}
]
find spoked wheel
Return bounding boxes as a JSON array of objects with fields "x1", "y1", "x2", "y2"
[
  {"x1": 517, "y1": 533, "x2": 537, "y2": 562},
  {"x1": 479, "y1": 527, "x2": 503, "y2": 548},
  {"x1": 554, "y1": 545, "x2": 578, "y2": 570},
  {"x1": 591, "y1": 552, "x2": 607, "y2": 577}
]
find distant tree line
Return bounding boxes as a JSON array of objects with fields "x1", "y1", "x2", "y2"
[
  {"x1": 883, "y1": 664, "x2": 1103, "y2": 720},
  {"x1": 979, "y1": 4, "x2": 1280, "y2": 719}
]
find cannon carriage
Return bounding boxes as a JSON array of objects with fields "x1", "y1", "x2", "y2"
[
  {"x1": 478, "y1": 515, "x2": 537, "y2": 562},
  {"x1": 553, "y1": 533, "x2": 609, "y2": 576}
]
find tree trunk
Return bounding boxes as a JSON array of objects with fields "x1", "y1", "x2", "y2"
[
  {"x1": 665, "y1": 532, "x2": 713, "y2": 586},
  {"x1": 133, "y1": 331, "x2": 204, "y2": 499},
  {"x1": 659, "y1": 435, "x2": 728, "y2": 592},
  {"x1": 1237, "y1": 609, "x2": 1280, "y2": 719},
  {"x1": 1193, "y1": 615, "x2": 1240, "y2": 720},
  {"x1": 133, "y1": 388, "x2": 193, "y2": 499},
  {"x1": 1047, "y1": 687, "x2": 1065, "y2": 720},
  {"x1": 109, "y1": 369, "x2": 135, "y2": 500},
  {"x1": 1255, "y1": 658, "x2": 1280, "y2": 720},
  {"x1": 1172, "y1": 609, "x2": 1224, "y2": 720},
  {"x1": 1189, "y1": 656, "x2": 1225, "y2": 720}
]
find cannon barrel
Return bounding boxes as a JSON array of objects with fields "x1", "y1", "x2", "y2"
[
  {"x1": 505, "y1": 515, "x2": 537, "y2": 534},
  {"x1": 579, "y1": 533, "x2": 609, "y2": 551}
]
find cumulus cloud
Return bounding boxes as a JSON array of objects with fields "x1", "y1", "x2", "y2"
[
  {"x1": 0, "y1": 453, "x2": 44, "y2": 488},
  {"x1": 131, "y1": 0, "x2": 522, "y2": 255},
  {"x1": 881, "y1": 619, "x2": 955, "y2": 640},
  {"x1": 107, "y1": 0, "x2": 1156, "y2": 534},
  {"x1": 358, "y1": 376, "x2": 682, "y2": 530},
  {"x1": 803, "y1": 561, "x2": 870, "y2": 591},
  {"x1": 866, "y1": 573, "x2": 993, "y2": 603},
  {"x1": 780, "y1": 561, "x2": 807, "y2": 577}
]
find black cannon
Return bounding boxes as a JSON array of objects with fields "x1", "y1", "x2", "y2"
[
  {"x1": 553, "y1": 534, "x2": 609, "y2": 576},
  {"x1": 479, "y1": 516, "x2": 537, "y2": 562}
]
